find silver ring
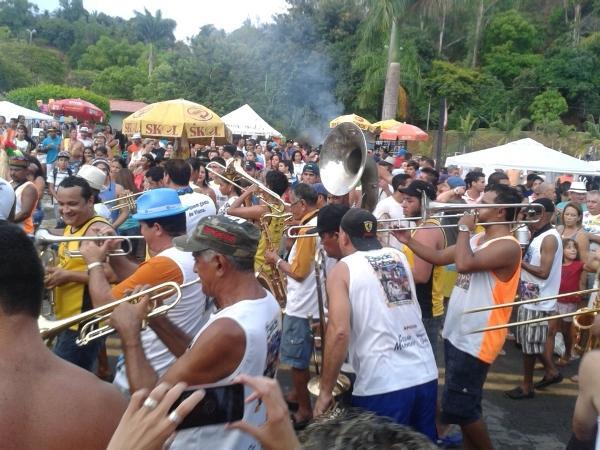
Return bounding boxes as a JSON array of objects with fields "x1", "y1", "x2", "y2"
[
  {"x1": 168, "y1": 410, "x2": 182, "y2": 425},
  {"x1": 143, "y1": 397, "x2": 158, "y2": 410}
]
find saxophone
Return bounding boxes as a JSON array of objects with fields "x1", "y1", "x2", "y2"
[
  {"x1": 573, "y1": 270, "x2": 600, "y2": 355},
  {"x1": 256, "y1": 211, "x2": 291, "y2": 308}
]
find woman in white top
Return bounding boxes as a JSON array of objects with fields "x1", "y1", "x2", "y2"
[{"x1": 292, "y1": 150, "x2": 305, "y2": 176}]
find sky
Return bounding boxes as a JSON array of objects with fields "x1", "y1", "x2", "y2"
[{"x1": 31, "y1": 0, "x2": 291, "y2": 40}]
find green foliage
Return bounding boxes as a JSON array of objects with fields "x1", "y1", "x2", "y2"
[
  {"x1": 78, "y1": 37, "x2": 145, "y2": 71},
  {"x1": 483, "y1": 9, "x2": 539, "y2": 54},
  {"x1": 65, "y1": 69, "x2": 97, "y2": 89},
  {"x1": 490, "y1": 107, "x2": 531, "y2": 144},
  {"x1": 92, "y1": 66, "x2": 147, "y2": 100},
  {"x1": 6, "y1": 84, "x2": 110, "y2": 117},
  {"x1": 0, "y1": 41, "x2": 66, "y2": 85},
  {"x1": 529, "y1": 89, "x2": 568, "y2": 124},
  {"x1": 424, "y1": 61, "x2": 483, "y2": 110},
  {"x1": 483, "y1": 43, "x2": 542, "y2": 86},
  {"x1": 0, "y1": 56, "x2": 32, "y2": 92}
]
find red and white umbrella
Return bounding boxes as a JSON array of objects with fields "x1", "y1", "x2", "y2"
[
  {"x1": 49, "y1": 98, "x2": 105, "y2": 122},
  {"x1": 379, "y1": 122, "x2": 428, "y2": 141}
]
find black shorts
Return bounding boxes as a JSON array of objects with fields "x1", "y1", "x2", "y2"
[{"x1": 440, "y1": 339, "x2": 490, "y2": 426}]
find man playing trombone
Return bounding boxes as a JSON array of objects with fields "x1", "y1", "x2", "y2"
[
  {"x1": 79, "y1": 188, "x2": 207, "y2": 393},
  {"x1": 45, "y1": 176, "x2": 115, "y2": 371},
  {"x1": 393, "y1": 184, "x2": 524, "y2": 450}
]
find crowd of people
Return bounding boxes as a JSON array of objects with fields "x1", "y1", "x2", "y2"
[{"x1": 0, "y1": 117, "x2": 599, "y2": 450}]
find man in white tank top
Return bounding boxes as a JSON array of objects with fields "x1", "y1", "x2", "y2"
[
  {"x1": 314, "y1": 208, "x2": 438, "y2": 441},
  {"x1": 507, "y1": 198, "x2": 563, "y2": 399},
  {"x1": 109, "y1": 214, "x2": 281, "y2": 450},
  {"x1": 80, "y1": 188, "x2": 207, "y2": 393}
]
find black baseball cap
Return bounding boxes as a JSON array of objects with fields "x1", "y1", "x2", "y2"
[
  {"x1": 310, "y1": 204, "x2": 350, "y2": 235},
  {"x1": 398, "y1": 180, "x2": 437, "y2": 200},
  {"x1": 303, "y1": 162, "x2": 320, "y2": 175},
  {"x1": 340, "y1": 208, "x2": 382, "y2": 251},
  {"x1": 532, "y1": 197, "x2": 555, "y2": 213}
]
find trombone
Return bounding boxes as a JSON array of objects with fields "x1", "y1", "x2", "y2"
[
  {"x1": 35, "y1": 228, "x2": 145, "y2": 258},
  {"x1": 103, "y1": 191, "x2": 143, "y2": 211},
  {"x1": 206, "y1": 160, "x2": 289, "y2": 209},
  {"x1": 286, "y1": 200, "x2": 543, "y2": 238},
  {"x1": 464, "y1": 287, "x2": 600, "y2": 334},
  {"x1": 39, "y1": 279, "x2": 199, "y2": 345}
]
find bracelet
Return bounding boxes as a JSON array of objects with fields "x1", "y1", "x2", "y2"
[
  {"x1": 276, "y1": 258, "x2": 283, "y2": 270},
  {"x1": 87, "y1": 261, "x2": 103, "y2": 273}
]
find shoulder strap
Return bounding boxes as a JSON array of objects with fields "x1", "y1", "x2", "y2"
[
  {"x1": 478, "y1": 235, "x2": 520, "y2": 250},
  {"x1": 52, "y1": 166, "x2": 58, "y2": 185}
]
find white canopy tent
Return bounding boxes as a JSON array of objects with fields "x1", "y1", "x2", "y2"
[
  {"x1": 222, "y1": 104, "x2": 281, "y2": 138},
  {"x1": 0, "y1": 101, "x2": 53, "y2": 121},
  {"x1": 446, "y1": 138, "x2": 600, "y2": 177}
]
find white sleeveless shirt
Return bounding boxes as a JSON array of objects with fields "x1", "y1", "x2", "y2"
[
  {"x1": 171, "y1": 292, "x2": 282, "y2": 450},
  {"x1": 13, "y1": 180, "x2": 35, "y2": 234},
  {"x1": 521, "y1": 227, "x2": 562, "y2": 312},
  {"x1": 342, "y1": 248, "x2": 437, "y2": 396},
  {"x1": 114, "y1": 247, "x2": 207, "y2": 392}
]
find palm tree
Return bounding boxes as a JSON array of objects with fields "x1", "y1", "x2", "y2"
[
  {"x1": 457, "y1": 111, "x2": 479, "y2": 152},
  {"x1": 132, "y1": 8, "x2": 176, "y2": 75},
  {"x1": 490, "y1": 107, "x2": 530, "y2": 144},
  {"x1": 359, "y1": 0, "x2": 415, "y2": 120}
]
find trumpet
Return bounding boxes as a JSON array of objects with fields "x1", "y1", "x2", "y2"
[
  {"x1": 103, "y1": 191, "x2": 143, "y2": 211},
  {"x1": 206, "y1": 160, "x2": 289, "y2": 209},
  {"x1": 35, "y1": 228, "x2": 144, "y2": 258},
  {"x1": 39, "y1": 279, "x2": 199, "y2": 345}
]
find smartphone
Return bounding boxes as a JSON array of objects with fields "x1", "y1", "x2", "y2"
[{"x1": 169, "y1": 383, "x2": 245, "y2": 430}]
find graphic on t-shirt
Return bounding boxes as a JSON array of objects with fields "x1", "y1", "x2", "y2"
[
  {"x1": 455, "y1": 272, "x2": 471, "y2": 290},
  {"x1": 365, "y1": 253, "x2": 413, "y2": 307},
  {"x1": 263, "y1": 317, "x2": 281, "y2": 378},
  {"x1": 519, "y1": 280, "x2": 540, "y2": 300}
]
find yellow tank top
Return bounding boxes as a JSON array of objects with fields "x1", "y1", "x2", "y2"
[
  {"x1": 53, "y1": 216, "x2": 111, "y2": 325},
  {"x1": 254, "y1": 204, "x2": 286, "y2": 275},
  {"x1": 402, "y1": 218, "x2": 446, "y2": 317}
]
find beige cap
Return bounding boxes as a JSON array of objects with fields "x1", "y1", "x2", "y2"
[{"x1": 77, "y1": 164, "x2": 106, "y2": 191}]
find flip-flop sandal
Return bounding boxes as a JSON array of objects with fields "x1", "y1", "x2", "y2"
[
  {"x1": 534, "y1": 373, "x2": 564, "y2": 389},
  {"x1": 504, "y1": 386, "x2": 535, "y2": 399}
]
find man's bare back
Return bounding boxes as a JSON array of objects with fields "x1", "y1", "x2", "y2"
[{"x1": 0, "y1": 320, "x2": 127, "y2": 450}]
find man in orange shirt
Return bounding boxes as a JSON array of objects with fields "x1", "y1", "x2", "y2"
[{"x1": 80, "y1": 188, "x2": 208, "y2": 393}]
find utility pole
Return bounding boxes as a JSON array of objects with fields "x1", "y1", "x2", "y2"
[
  {"x1": 434, "y1": 98, "x2": 446, "y2": 169},
  {"x1": 26, "y1": 28, "x2": 36, "y2": 44}
]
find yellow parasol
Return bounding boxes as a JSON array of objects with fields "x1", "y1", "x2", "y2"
[
  {"x1": 329, "y1": 114, "x2": 373, "y2": 132},
  {"x1": 369, "y1": 119, "x2": 403, "y2": 133},
  {"x1": 122, "y1": 98, "x2": 232, "y2": 144}
]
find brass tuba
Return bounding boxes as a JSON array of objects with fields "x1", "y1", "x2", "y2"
[{"x1": 320, "y1": 122, "x2": 378, "y2": 212}]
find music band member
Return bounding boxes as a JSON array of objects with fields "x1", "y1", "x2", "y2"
[
  {"x1": 569, "y1": 350, "x2": 600, "y2": 450},
  {"x1": 79, "y1": 188, "x2": 207, "y2": 393},
  {"x1": 265, "y1": 183, "x2": 319, "y2": 427},
  {"x1": 0, "y1": 224, "x2": 126, "y2": 449},
  {"x1": 9, "y1": 155, "x2": 38, "y2": 237},
  {"x1": 507, "y1": 198, "x2": 563, "y2": 399},
  {"x1": 395, "y1": 184, "x2": 523, "y2": 450},
  {"x1": 45, "y1": 176, "x2": 115, "y2": 371},
  {"x1": 108, "y1": 215, "x2": 281, "y2": 449},
  {"x1": 400, "y1": 180, "x2": 447, "y2": 357},
  {"x1": 314, "y1": 209, "x2": 438, "y2": 441}
]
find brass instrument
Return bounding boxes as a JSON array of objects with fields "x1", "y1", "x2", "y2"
[
  {"x1": 102, "y1": 191, "x2": 143, "y2": 211},
  {"x1": 307, "y1": 247, "x2": 351, "y2": 399},
  {"x1": 286, "y1": 200, "x2": 543, "y2": 238},
  {"x1": 320, "y1": 122, "x2": 378, "y2": 211},
  {"x1": 39, "y1": 246, "x2": 58, "y2": 315},
  {"x1": 255, "y1": 212, "x2": 292, "y2": 308},
  {"x1": 206, "y1": 160, "x2": 289, "y2": 209},
  {"x1": 574, "y1": 280, "x2": 600, "y2": 354},
  {"x1": 35, "y1": 228, "x2": 144, "y2": 258},
  {"x1": 39, "y1": 279, "x2": 199, "y2": 345}
]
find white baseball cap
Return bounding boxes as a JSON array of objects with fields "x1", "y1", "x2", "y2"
[
  {"x1": 77, "y1": 165, "x2": 107, "y2": 191},
  {"x1": 0, "y1": 178, "x2": 15, "y2": 220},
  {"x1": 132, "y1": 132, "x2": 142, "y2": 139}
]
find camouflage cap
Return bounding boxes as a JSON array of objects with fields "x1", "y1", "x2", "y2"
[{"x1": 173, "y1": 214, "x2": 260, "y2": 259}]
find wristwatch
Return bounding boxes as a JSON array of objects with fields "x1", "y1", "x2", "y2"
[{"x1": 458, "y1": 224, "x2": 471, "y2": 233}]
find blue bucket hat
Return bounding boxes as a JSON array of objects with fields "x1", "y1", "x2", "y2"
[{"x1": 132, "y1": 188, "x2": 188, "y2": 221}]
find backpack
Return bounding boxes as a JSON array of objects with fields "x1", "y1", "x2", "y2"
[{"x1": 52, "y1": 166, "x2": 73, "y2": 186}]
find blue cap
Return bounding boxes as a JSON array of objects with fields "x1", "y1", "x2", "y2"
[{"x1": 132, "y1": 188, "x2": 189, "y2": 221}]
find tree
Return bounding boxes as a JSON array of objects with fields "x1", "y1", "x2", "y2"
[
  {"x1": 482, "y1": 9, "x2": 538, "y2": 55},
  {"x1": 457, "y1": 111, "x2": 479, "y2": 151},
  {"x1": 490, "y1": 107, "x2": 530, "y2": 144},
  {"x1": 78, "y1": 36, "x2": 145, "y2": 71},
  {"x1": 131, "y1": 8, "x2": 176, "y2": 75},
  {"x1": 91, "y1": 66, "x2": 147, "y2": 100},
  {"x1": 529, "y1": 89, "x2": 568, "y2": 124},
  {"x1": 0, "y1": 0, "x2": 38, "y2": 36}
]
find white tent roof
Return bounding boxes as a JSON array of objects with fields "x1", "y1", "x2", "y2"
[
  {"x1": 446, "y1": 138, "x2": 600, "y2": 176},
  {"x1": 221, "y1": 104, "x2": 281, "y2": 137},
  {"x1": 0, "y1": 101, "x2": 53, "y2": 121}
]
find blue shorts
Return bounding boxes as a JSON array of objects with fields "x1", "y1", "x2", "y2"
[
  {"x1": 441, "y1": 339, "x2": 490, "y2": 426},
  {"x1": 351, "y1": 379, "x2": 438, "y2": 441},
  {"x1": 279, "y1": 314, "x2": 313, "y2": 370}
]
